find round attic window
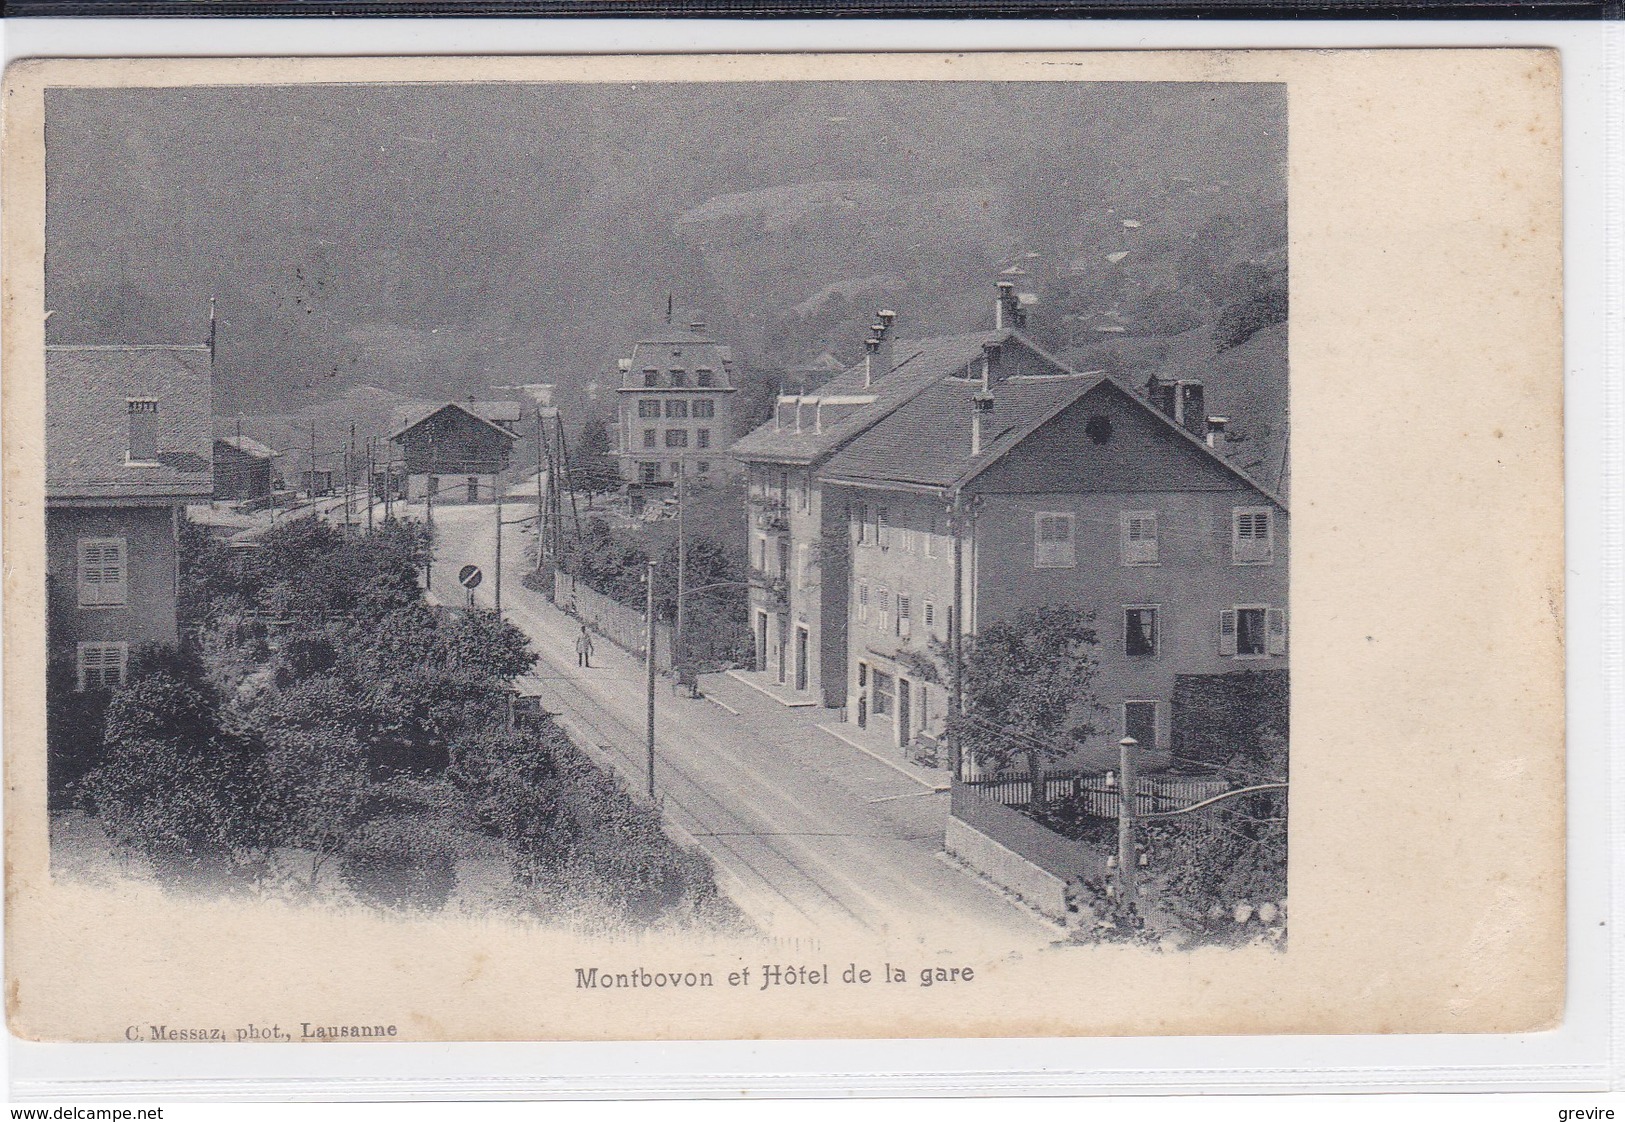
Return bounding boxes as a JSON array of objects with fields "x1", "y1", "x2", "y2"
[{"x1": 1085, "y1": 415, "x2": 1114, "y2": 445}]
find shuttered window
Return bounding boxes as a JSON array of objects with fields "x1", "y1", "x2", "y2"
[
  {"x1": 857, "y1": 583, "x2": 870, "y2": 623},
  {"x1": 77, "y1": 641, "x2": 127, "y2": 690},
  {"x1": 77, "y1": 537, "x2": 127, "y2": 607},
  {"x1": 1125, "y1": 606, "x2": 1158, "y2": 657},
  {"x1": 1034, "y1": 512, "x2": 1076, "y2": 568},
  {"x1": 1266, "y1": 608, "x2": 1288, "y2": 655},
  {"x1": 876, "y1": 508, "x2": 890, "y2": 549},
  {"x1": 1222, "y1": 606, "x2": 1281, "y2": 658},
  {"x1": 1233, "y1": 507, "x2": 1275, "y2": 565},
  {"x1": 1121, "y1": 511, "x2": 1159, "y2": 565},
  {"x1": 897, "y1": 594, "x2": 912, "y2": 638},
  {"x1": 923, "y1": 600, "x2": 936, "y2": 633},
  {"x1": 878, "y1": 587, "x2": 891, "y2": 631}
]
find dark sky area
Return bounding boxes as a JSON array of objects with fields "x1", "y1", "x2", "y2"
[{"x1": 44, "y1": 81, "x2": 1285, "y2": 416}]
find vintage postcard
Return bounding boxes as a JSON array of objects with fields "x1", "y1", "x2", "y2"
[{"x1": 3, "y1": 49, "x2": 1563, "y2": 1043}]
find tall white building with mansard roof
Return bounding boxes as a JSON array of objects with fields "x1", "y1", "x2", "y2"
[{"x1": 614, "y1": 319, "x2": 738, "y2": 490}]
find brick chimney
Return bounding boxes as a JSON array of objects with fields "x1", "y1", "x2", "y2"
[
  {"x1": 874, "y1": 309, "x2": 896, "y2": 377},
  {"x1": 995, "y1": 281, "x2": 1015, "y2": 330},
  {"x1": 971, "y1": 390, "x2": 995, "y2": 456},
  {"x1": 1205, "y1": 416, "x2": 1229, "y2": 450},
  {"x1": 981, "y1": 339, "x2": 1004, "y2": 388}
]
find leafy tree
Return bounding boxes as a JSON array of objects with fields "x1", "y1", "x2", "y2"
[
  {"x1": 948, "y1": 606, "x2": 1106, "y2": 810},
  {"x1": 573, "y1": 417, "x2": 621, "y2": 496},
  {"x1": 77, "y1": 648, "x2": 255, "y2": 876},
  {"x1": 1142, "y1": 732, "x2": 1288, "y2": 943}
]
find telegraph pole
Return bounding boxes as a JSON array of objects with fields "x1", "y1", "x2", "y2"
[
  {"x1": 1116, "y1": 735, "x2": 1140, "y2": 908},
  {"x1": 425, "y1": 437, "x2": 436, "y2": 591},
  {"x1": 494, "y1": 464, "x2": 504, "y2": 620},
  {"x1": 309, "y1": 418, "x2": 317, "y2": 503},
  {"x1": 675, "y1": 461, "x2": 687, "y2": 664},
  {"x1": 645, "y1": 559, "x2": 658, "y2": 800},
  {"x1": 366, "y1": 437, "x2": 375, "y2": 533},
  {"x1": 536, "y1": 410, "x2": 547, "y2": 573},
  {"x1": 346, "y1": 422, "x2": 356, "y2": 531}
]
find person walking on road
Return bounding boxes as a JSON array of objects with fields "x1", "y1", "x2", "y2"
[{"x1": 575, "y1": 625, "x2": 594, "y2": 669}]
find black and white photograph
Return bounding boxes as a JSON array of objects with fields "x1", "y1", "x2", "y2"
[
  {"x1": 4, "y1": 48, "x2": 1566, "y2": 1052},
  {"x1": 39, "y1": 76, "x2": 1289, "y2": 952}
]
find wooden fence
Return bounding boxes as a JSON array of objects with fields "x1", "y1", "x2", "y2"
[
  {"x1": 962, "y1": 770, "x2": 1230, "y2": 817},
  {"x1": 553, "y1": 571, "x2": 674, "y2": 670}
]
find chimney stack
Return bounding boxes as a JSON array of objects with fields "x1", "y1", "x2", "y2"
[
  {"x1": 981, "y1": 339, "x2": 1004, "y2": 389},
  {"x1": 971, "y1": 390, "x2": 995, "y2": 456},
  {"x1": 1205, "y1": 416, "x2": 1229, "y2": 450},
  {"x1": 995, "y1": 281, "x2": 1016, "y2": 330},
  {"x1": 872, "y1": 311, "x2": 896, "y2": 380},
  {"x1": 689, "y1": 320, "x2": 707, "y2": 335},
  {"x1": 864, "y1": 337, "x2": 880, "y2": 388}
]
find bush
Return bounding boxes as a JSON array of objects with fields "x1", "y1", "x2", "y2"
[{"x1": 341, "y1": 814, "x2": 458, "y2": 912}]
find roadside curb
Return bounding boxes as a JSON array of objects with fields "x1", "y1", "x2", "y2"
[
  {"x1": 817, "y1": 723, "x2": 951, "y2": 792},
  {"x1": 723, "y1": 669, "x2": 819, "y2": 708}
]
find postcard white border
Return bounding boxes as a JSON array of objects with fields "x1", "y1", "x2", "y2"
[{"x1": 0, "y1": 16, "x2": 1614, "y2": 1100}]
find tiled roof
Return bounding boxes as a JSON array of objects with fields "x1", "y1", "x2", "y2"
[
  {"x1": 47, "y1": 346, "x2": 214, "y2": 502},
  {"x1": 821, "y1": 371, "x2": 1290, "y2": 510},
  {"x1": 215, "y1": 435, "x2": 281, "y2": 460},
  {"x1": 729, "y1": 331, "x2": 1031, "y2": 466},
  {"x1": 389, "y1": 401, "x2": 523, "y2": 442},
  {"x1": 820, "y1": 373, "x2": 1108, "y2": 489}
]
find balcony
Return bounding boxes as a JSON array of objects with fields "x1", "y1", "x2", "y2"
[
  {"x1": 754, "y1": 502, "x2": 790, "y2": 532},
  {"x1": 748, "y1": 568, "x2": 791, "y2": 610}
]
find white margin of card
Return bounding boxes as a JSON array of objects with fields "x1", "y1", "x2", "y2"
[{"x1": 0, "y1": 15, "x2": 1615, "y2": 1102}]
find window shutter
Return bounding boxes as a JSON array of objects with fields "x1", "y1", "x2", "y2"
[
  {"x1": 1233, "y1": 508, "x2": 1275, "y2": 564},
  {"x1": 1267, "y1": 608, "x2": 1288, "y2": 655},
  {"x1": 78, "y1": 538, "x2": 127, "y2": 607},
  {"x1": 1035, "y1": 513, "x2": 1076, "y2": 567},
  {"x1": 1219, "y1": 609, "x2": 1238, "y2": 656},
  {"x1": 77, "y1": 642, "x2": 126, "y2": 690},
  {"x1": 1121, "y1": 512, "x2": 1158, "y2": 564}
]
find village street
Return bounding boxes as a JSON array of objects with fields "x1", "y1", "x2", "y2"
[{"x1": 416, "y1": 500, "x2": 1059, "y2": 949}]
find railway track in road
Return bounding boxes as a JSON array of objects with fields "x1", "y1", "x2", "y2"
[{"x1": 529, "y1": 663, "x2": 878, "y2": 938}]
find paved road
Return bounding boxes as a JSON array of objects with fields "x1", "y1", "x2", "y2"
[{"x1": 418, "y1": 501, "x2": 1058, "y2": 949}]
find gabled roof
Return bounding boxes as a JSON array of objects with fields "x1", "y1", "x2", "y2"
[
  {"x1": 729, "y1": 329, "x2": 1066, "y2": 467},
  {"x1": 820, "y1": 371, "x2": 1289, "y2": 512},
  {"x1": 388, "y1": 401, "x2": 522, "y2": 443},
  {"x1": 215, "y1": 435, "x2": 281, "y2": 460},
  {"x1": 47, "y1": 345, "x2": 214, "y2": 502}
]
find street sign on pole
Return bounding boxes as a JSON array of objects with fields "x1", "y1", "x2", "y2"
[{"x1": 459, "y1": 564, "x2": 483, "y2": 590}]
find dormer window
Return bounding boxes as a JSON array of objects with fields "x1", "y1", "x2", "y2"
[
  {"x1": 127, "y1": 399, "x2": 158, "y2": 463},
  {"x1": 642, "y1": 368, "x2": 659, "y2": 388},
  {"x1": 696, "y1": 368, "x2": 714, "y2": 387},
  {"x1": 669, "y1": 369, "x2": 687, "y2": 387}
]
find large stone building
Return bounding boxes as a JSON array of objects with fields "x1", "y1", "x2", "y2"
[
  {"x1": 614, "y1": 321, "x2": 738, "y2": 488},
  {"x1": 728, "y1": 290, "x2": 1073, "y2": 709},
  {"x1": 46, "y1": 344, "x2": 214, "y2": 688},
  {"x1": 818, "y1": 363, "x2": 1288, "y2": 773}
]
